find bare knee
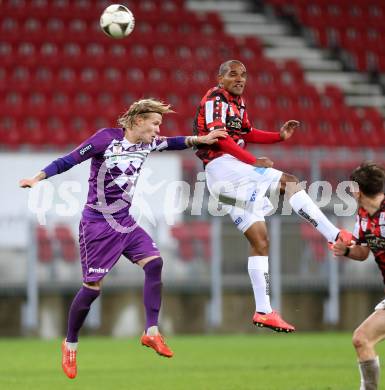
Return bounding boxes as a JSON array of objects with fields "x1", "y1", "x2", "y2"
[
  {"x1": 244, "y1": 222, "x2": 269, "y2": 256},
  {"x1": 250, "y1": 234, "x2": 269, "y2": 255},
  {"x1": 352, "y1": 328, "x2": 369, "y2": 351}
]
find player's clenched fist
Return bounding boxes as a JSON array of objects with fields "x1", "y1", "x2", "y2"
[{"x1": 19, "y1": 179, "x2": 36, "y2": 188}]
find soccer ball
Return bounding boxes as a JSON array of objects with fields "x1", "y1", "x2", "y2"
[{"x1": 100, "y1": 4, "x2": 135, "y2": 39}]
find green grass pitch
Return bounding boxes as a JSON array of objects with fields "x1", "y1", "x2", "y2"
[{"x1": 1, "y1": 333, "x2": 384, "y2": 390}]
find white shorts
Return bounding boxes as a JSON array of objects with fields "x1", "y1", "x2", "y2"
[
  {"x1": 374, "y1": 299, "x2": 385, "y2": 311},
  {"x1": 205, "y1": 154, "x2": 283, "y2": 232}
]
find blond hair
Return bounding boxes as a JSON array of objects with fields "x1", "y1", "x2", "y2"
[{"x1": 118, "y1": 98, "x2": 174, "y2": 129}]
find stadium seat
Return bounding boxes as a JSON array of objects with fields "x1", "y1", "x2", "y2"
[
  {"x1": 191, "y1": 221, "x2": 211, "y2": 261},
  {"x1": 45, "y1": 117, "x2": 71, "y2": 147},
  {"x1": 300, "y1": 223, "x2": 327, "y2": 263},
  {"x1": 170, "y1": 223, "x2": 195, "y2": 261},
  {"x1": 171, "y1": 221, "x2": 212, "y2": 262},
  {"x1": 0, "y1": 116, "x2": 22, "y2": 149},
  {"x1": 36, "y1": 226, "x2": 54, "y2": 263},
  {"x1": 54, "y1": 224, "x2": 78, "y2": 263}
]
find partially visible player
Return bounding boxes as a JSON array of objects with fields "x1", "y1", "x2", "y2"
[
  {"x1": 333, "y1": 162, "x2": 385, "y2": 390},
  {"x1": 194, "y1": 60, "x2": 351, "y2": 333},
  {"x1": 19, "y1": 98, "x2": 226, "y2": 379}
]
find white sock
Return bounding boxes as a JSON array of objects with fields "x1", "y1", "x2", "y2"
[
  {"x1": 359, "y1": 356, "x2": 380, "y2": 390},
  {"x1": 146, "y1": 325, "x2": 159, "y2": 336},
  {"x1": 65, "y1": 341, "x2": 78, "y2": 351},
  {"x1": 248, "y1": 256, "x2": 272, "y2": 314},
  {"x1": 289, "y1": 190, "x2": 339, "y2": 242}
]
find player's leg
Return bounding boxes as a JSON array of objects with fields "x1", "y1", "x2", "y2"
[
  {"x1": 230, "y1": 207, "x2": 295, "y2": 333},
  {"x1": 279, "y1": 173, "x2": 350, "y2": 244},
  {"x1": 123, "y1": 228, "x2": 173, "y2": 357},
  {"x1": 61, "y1": 219, "x2": 123, "y2": 379},
  {"x1": 61, "y1": 281, "x2": 101, "y2": 379},
  {"x1": 352, "y1": 306, "x2": 385, "y2": 390},
  {"x1": 137, "y1": 256, "x2": 164, "y2": 337},
  {"x1": 244, "y1": 221, "x2": 271, "y2": 314},
  {"x1": 66, "y1": 281, "x2": 102, "y2": 345},
  {"x1": 137, "y1": 256, "x2": 173, "y2": 357}
]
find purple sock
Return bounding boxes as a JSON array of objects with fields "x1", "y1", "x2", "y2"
[
  {"x1": 143, "y1": 257, "x2": 163, "y2": 331},
  {"x1": 66, "y1": 286, "x2": 100, "y2": 343}
]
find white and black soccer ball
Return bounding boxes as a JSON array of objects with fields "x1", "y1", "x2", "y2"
[{"x1": 100, "y1": 4, "x2": 135, "y2": 39}]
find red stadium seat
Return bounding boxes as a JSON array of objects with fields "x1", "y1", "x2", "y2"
[
  {"x1": 8, "y1": 66, "x2": 32, "y2": 93},
  {"x1": 191, "y1": 221, "x2": 211, "y2": 261},
  {"x1": 45, "y1": 116, "x2": 70, "y2": 147},
  {"x1": 1, "y1": 91, "x2": 25, "y2": 117},
  {"x1": 0, "y1": 116, "x2": 22, "y2": 149},
  {"x1": 25, "y1": 91, "x2": 49, "y2": 117},
  {"x1": 170, "y1": 221, "x2": 212, "y2": 262},
  {"x1": 20, "y1": 117, "x2": 45, "y2": 147},
  {"x1": 54, "y1": 224, "x2": 78, "y2": 263},
  {"x1": 300, "y1": 223, "x2": 327, "y2": 262},
  {"x1": 49, "y1": 92, "x2": 72, "y2": 117},
  {"x1": 170, "y1": 223, "x2": 195, "y2": 261},
  {"x1": 36, "y1": 226, "x2": 54, "y2": 263}
]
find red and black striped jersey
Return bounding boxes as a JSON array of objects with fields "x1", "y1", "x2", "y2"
[
  {"x1": 193, "y1": 86, "x2": 252, "y2": 165},
  {"x1": 353, "y1": 195, "x2": 385, "y2": 283}
]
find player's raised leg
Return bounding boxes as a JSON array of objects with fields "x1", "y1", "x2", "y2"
[
  {"x1": 137, "y1": 256, "x2": 173, "y2": 358},
  {"x1": 281, "y1": 173, "x2": 352, "y2": 245}
]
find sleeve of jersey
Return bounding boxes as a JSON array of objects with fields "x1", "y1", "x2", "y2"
[
  {"x1": 205, "y1": 95, "x2": 228, "y2": 131},
  {"x1": 149, "y1": 136, "x2": 186, "y2": 151},
  {"x1": 151, "y1": 136, "x2": 188, "y2": 151},
  {"x1": 243, "y1": 128, "x2": 282, "y2": 144},
  {"x1": 42, "y1": 129, "x2": 108, "y2": 178},
  {"x1": 352, "y1": 215, "x2": 367, "y2": 245},
  {"x1": 217, "y1": 136, "x2": 257, "y2": 165}
]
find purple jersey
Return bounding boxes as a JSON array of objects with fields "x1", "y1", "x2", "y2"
[{"x1": 42, "y1": 128, "x2": 187, "y2": 221}]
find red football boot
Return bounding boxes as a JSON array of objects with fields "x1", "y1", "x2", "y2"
[
  {"x1": 253, "y1": 311, "x2": 295, "y2": 333},
  {"x1": 61, "y1": 340, "x2": 77, "y2": 379},
  {"x1": 141, "y1": 333, "x2": 174, "y2": 358}
]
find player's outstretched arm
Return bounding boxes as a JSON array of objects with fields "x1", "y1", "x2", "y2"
[{"x1": 19, "y1": 129, "x2": 109, "y2": 187}]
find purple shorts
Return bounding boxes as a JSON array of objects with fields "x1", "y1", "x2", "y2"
[{"x1": 79, "y1": 215, "x2": 160, "y2": 282}]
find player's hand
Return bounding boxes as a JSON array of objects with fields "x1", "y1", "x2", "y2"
[
  {"x1": 254, "y1": 157, "x2": 273, "y2": 168},
  {"x1": 332, "y1": 241, "x2": 349, "y2": 257},
  {"x1": 280, "y1": 120, "x2": 299, "y2": 141},
  {"x1": 19, "y1": 178, "x2": 38, "y2": 188},
  {"x1": 199, "y1": 130, "x2": 227, "y2": 145}
]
